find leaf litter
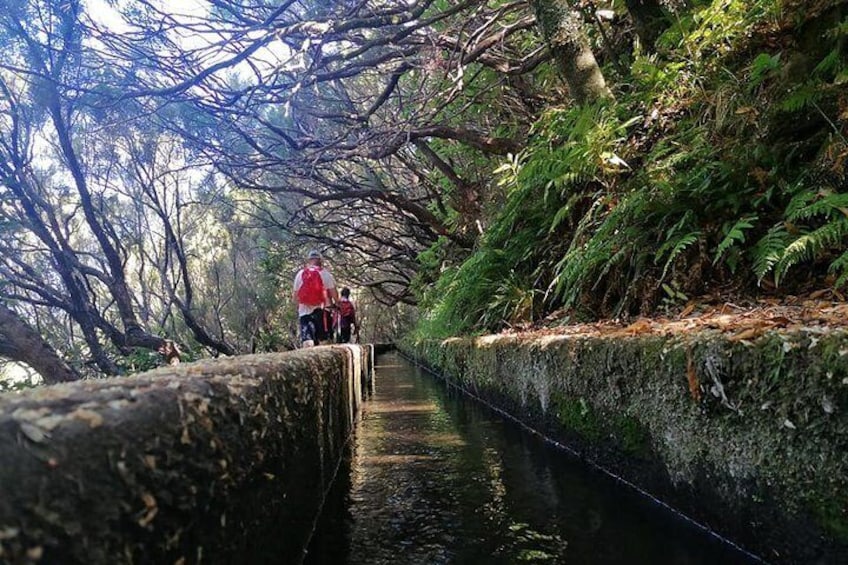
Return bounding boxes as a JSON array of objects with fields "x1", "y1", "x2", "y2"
[{"x1": 500, "y1": 296, "x2": 848, "y2": 341}]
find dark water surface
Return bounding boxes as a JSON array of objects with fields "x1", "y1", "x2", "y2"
[{"x1": 305, "y1": 352, "x2": 759, "y2": 565}]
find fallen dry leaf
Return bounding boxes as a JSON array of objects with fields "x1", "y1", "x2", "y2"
[
  {"x1": 499, "y1": 298, "x2": 848, "y2": 341},
  {"x1": 138, "y1": 507, "x2": 158, "y2": 528},
  {"x1": 138, "y1": 492, "x2": 158, "y2": 527},
  {"x1": 679, "y1": 303, "x2": 697, "y2": 318},
  {"x1": 729, "y1": 327, "x2": 766, "y2": 342},
  {"x1": 71, "y1": 408, "x2": 103, "y2": 429},
  {"x1": 686, "y1": 350, "x2": 701, "y2": 402},
  {"x1": 621, "y1": 319, "x2": 652, "y2": 336},
  {"x1": 141, "y1": 492, "x2": 157, "y2": 509}
]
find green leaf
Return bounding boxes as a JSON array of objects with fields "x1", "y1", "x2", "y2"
[
  {"x1": 657, "y1": 231, "x2": 701, "y2": 280},
  {"x1": 752, "y1": 225, "x2": 790, "y2": 282},
  {"x1": 714, "y1": 215, "x2": 757, "y2": 264}
]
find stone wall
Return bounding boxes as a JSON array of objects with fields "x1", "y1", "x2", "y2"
[
  {"x1": 401, "y1": 332, "x2": 848, "y2": 564},
  {"x1": 0, "y1": 345, "x2": 372, "y2": 564}
]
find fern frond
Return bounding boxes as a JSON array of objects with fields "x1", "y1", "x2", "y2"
[
  {"x1": 592, "y1": 249, "x2": 626, "y2": 290},
  {"x1": 774, "y1": 219, "x2": 848, "y2": 285},
  {"x1": 748, "y1": 52, "x2": 781, "y2": 89},
  {"x1": 786, "y1": 191, "x2": 848, "y2": 221},
  {"x1": 829, "y1": 250, "x2": 848, "y2": 288},
  {"x1": 549, "y1": 171, "x2": 588, "y2": 191},
  {"x1": 552, "y1": 191, "x2": 638, "y2": 307},
  {"x1": 779, "y1": 84, "x2": 821, "y2": 112},
  {"x1": 752, "y1": 225, "x2": 790, "y2": 282},
  {"x1": 548, "y1": 193, "x2": 584, "y2": 234},
  {"x1": 657, "y1": 231, "x2": 701, "y2": 279},
  {"x1": 714, "y1": 215, "x2": 757, "y2": 264},
  {"x1": 655, "y1": 210, "x2": 697, "y2": 262},
  {"x1": 814, "y1": 48, "x2": 842, "y2": 77}
]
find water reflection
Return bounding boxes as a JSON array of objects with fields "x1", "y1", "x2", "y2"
[{"x1": 305, "y1": 353, "x2": 757, "y2": 565}]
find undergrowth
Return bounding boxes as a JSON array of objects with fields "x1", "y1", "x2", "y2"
[{"x1": 413, "y1": 0, "x2": 848, "y2": 339}]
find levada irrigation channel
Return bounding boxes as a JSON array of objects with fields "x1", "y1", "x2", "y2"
[{"x1": 304, "y1": 352, "x2": 758, "y2": 565}]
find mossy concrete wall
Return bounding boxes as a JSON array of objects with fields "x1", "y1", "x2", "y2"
[
  {"x1": 0, "y1": 345, "x2": 372, "y2": 564},
  {"x1": 401, "y1": 332, "x2": 848, "y2": 563}
]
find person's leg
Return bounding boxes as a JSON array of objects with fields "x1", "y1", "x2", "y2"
[
  {"x1": 340, "y1": 326, "x2": 351, "y2": 344},
  {"x1": 299, "y1": 313, "x2": 316, "y2": 347},
  {"x1": 311, "y1": 308, "x2": 326, "y2": 345}
]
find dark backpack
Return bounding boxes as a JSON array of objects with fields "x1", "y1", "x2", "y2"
[
  {"x1": 297, "y1": 267, "x2": 325, "y2": 305},
  {"x1": 339, "y1": 300, "x2": 355, "y2": 327}
]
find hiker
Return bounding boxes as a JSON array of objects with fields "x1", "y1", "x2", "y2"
[
  {"x1": 335, "y1": 287, "x2": 360, "y2": 344},
  {"x1": 157, "y1": 340, "x2": 182, "y2": 365},
  {"x1": 293, "y1": 249, "x2": 339, "y2": 347}
]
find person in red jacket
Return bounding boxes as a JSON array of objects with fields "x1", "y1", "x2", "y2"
[
  {"x1": 335, "y1": 287, "x2": 360, "y2": 344},
  {"x1": 292, "y1": 250, "x2": 339, "y2": 347}
]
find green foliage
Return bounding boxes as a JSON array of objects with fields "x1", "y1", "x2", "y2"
[
  {"x1": 414, "y1": 0, "x2": 848, "y2": 338},
  {"x1": 741, "y1": 177, "x2": 848, "y2": 287},
  {"x1": 752, "y1": 224, "x2": 792, "y2": 281},
  {"x1": 748, "y1": 53, "x2": 781, "y2": 91},
  {"x1": 117, "y1": 348, "x2": 162, "y2": 374},
  {"x1": 632, "y1": 56, "x2": 694, "y2": 96},
  {"x1": 658, "y1": 231, "x2": 702, "y2": 279},
  {"x1": 414, "y1": 248, "x2": 511, "y2": 338},
  {"x1": 775, "y1": 218, "x2": 848, "y2": 283},
  {"x1": 779, "y1": 84, "x2": 822, "y2": 112},
  {"x1": 552, "y1": 189, "x2": 650, "y2": 312},
  {"x1": 655, "y1": 211, "x2": 702, "y2": 278},
  {"x1": 659, "y1": 0, "x2": 781, "y2": 63},
  {"x1": 118, "y1": 345, "x2": 204, "y2": 374},
  {"x1": 828, "y1": 249, "x2": 848, "y2": 288},
  {"x1": 0, "y1": 374, "x2": 40, "y2": 393},
  {"x1": 416, "y1": 101, "x2": 641, "y2": 333},
  {"x1": 714, "y1": 215, "x2": 757, "y2": 269}
]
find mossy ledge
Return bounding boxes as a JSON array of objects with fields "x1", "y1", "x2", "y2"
[
  {"x1": 400, "y1": 331, "x2": 848, "y2": 563},
  {"x1": 0, "y1": 345, "x2": 373, "y2": 564}
]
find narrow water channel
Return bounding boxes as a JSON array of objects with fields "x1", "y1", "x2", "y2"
[{"x1": 305, "y1": 352, "x2": 758, "y2": 565}]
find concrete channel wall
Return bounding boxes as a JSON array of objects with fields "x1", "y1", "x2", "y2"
[
  {"x1": 0, "y1": 345, "x2": 373, "y2": 564},
  {"x1": 400, "y1": 332, "x2": 848, "y2": 564}
]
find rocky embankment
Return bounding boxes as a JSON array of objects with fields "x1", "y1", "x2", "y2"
[{"x1": 402, "y1": 310, "x2": 848, "y2": 564}]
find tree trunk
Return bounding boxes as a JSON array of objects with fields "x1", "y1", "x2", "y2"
[
  {"x1": 624, "y1": 0, "x2": 670, "y2": 50},
  {"x1": 530, "y1": 0, "x2": 612, "y2": 104},
  {"x1": 0, "y1": 303, "x2": 80, "y2": 384}
]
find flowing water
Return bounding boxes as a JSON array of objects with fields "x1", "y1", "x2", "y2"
[{"x1": 305, "y1": 352, "x2": 760, "y2": 565}]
